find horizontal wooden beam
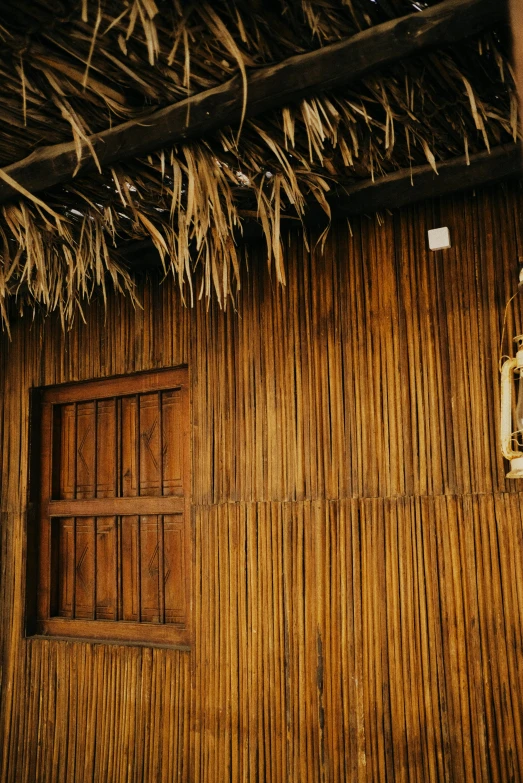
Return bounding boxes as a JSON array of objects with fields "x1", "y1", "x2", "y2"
[
  {"x1": 120, "y1": 144, "x2": 522, "y2": 270},
  {"x1": 331, "y1": 143, "x2": 522, "y2": 216},
  {"x1": 48, "y1": 496, "x2": 184, "y2": 517},
  {"x1": 0, "y1": 0, "x2": 506, "y2": 205}
]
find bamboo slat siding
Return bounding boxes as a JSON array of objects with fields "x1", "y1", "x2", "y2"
[
  {"x1": 193, "y1": 189, "x2": 523, "y2": 502},
  {"x1": 1, "y1": 181, "x2": 523, "y2": 781}
]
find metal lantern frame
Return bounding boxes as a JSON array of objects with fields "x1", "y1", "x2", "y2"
[{"x1": 501, "y1": 335, "x2": 523, "y2": 478}]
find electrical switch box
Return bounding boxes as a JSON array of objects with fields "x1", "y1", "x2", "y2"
[{"x1": 428, "y1": 226, "x2": 451, "y2": 250}]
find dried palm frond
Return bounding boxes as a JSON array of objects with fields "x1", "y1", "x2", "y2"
[{"x1": 0, "y1": 0, "x2": 517, "y2": 329}]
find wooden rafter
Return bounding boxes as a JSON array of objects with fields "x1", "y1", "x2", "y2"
[
  {"x1": 120, "y1": 144, "x2": 522, "y2": 269},
  {"x1": 0, "y1": 0, "x2": 507, "y2": 205},
  {"x1": 330, "y1": 144, "x2": 522, "y2": 216}
]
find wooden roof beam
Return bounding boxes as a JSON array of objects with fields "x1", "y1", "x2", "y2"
[
  {"x1": 120, "y1": 143, "x2": 522, "y2": 270},
  {"x1": 0, "y1": 0, "x2": 507, "y2": 205},
  {"x1": 329, "y1": 143, "x2": 522, "y2": 216}
]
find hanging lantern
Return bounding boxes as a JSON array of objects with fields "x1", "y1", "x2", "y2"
[{"x1": 501, "y1": 335, "x2": 523, "y2": 478}]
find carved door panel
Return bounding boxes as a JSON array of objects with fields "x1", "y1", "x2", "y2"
[{"x1": 30, "y1": 367, "x2": 191, "y2": 647}]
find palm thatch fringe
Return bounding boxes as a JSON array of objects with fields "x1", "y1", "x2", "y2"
[{"x1": 0, "y1": 0, "x2": 517, "y2": 327}]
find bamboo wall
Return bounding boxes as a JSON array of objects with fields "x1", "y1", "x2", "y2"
[{"x1": 2, "y1": 182, "x2": 523, "y2": 781}]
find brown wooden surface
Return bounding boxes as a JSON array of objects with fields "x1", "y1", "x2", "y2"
[
  {"x1": 47, "y1": 497, "x2": 185, "y2": 516},
  {"x1": 0, "y1": 0, "x2": 506, "y2": 204},
  {"x1": 331, "y1": 144, "x2": 523, "y2": 216},
  {"x1": 1, "y1": 182, "x2": 523, "y2": 779},
  {"x1": 32, "y1": 371, "x2": 191, "y2": 647},
  {"x1": 511, "y1": 0, "x2": 523, "y2": 115}
]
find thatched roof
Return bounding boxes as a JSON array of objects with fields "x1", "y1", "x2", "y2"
[{"x1": 0, "y1": 0, "x2": 517, "y2": 328}]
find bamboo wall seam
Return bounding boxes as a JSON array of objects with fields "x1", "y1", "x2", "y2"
[{"x1": 1, "y1": 181, "x2": 523, "y2": 781}]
